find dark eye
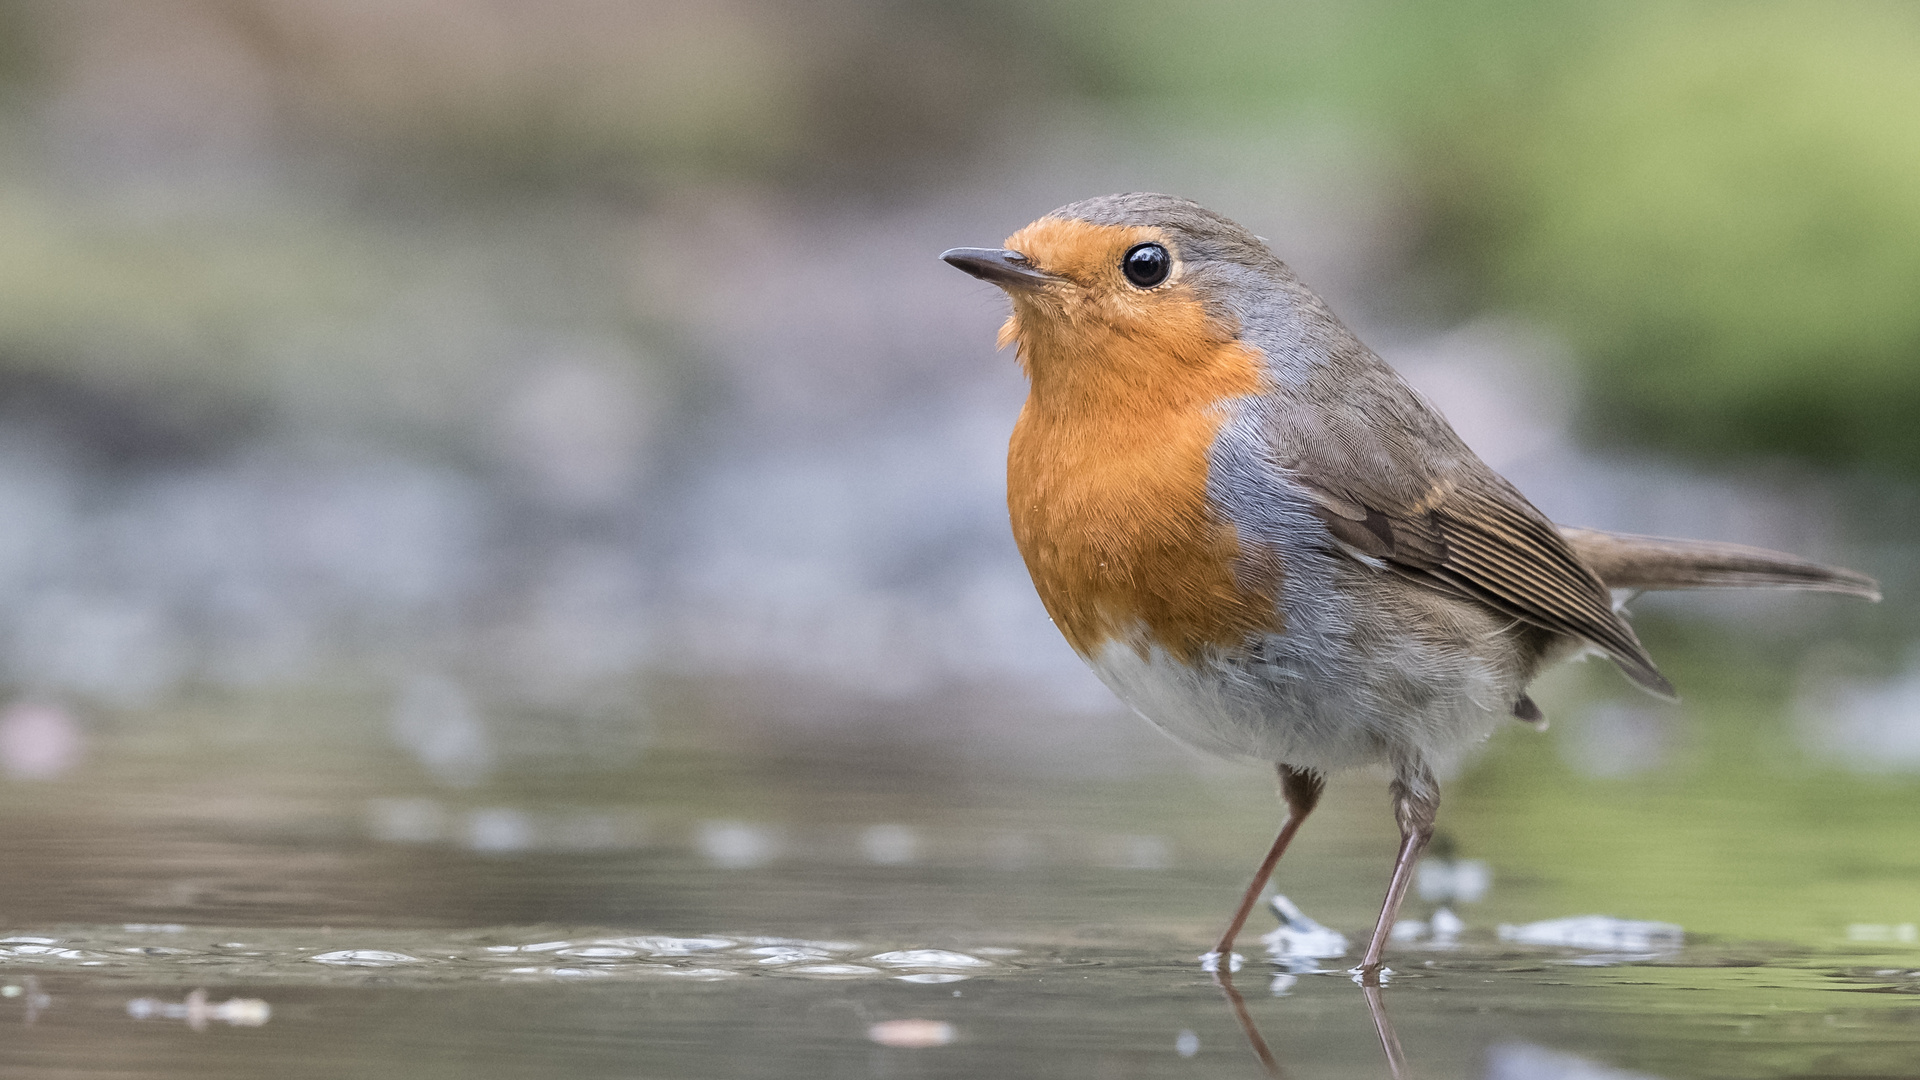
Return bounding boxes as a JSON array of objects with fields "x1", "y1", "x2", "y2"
[{"x1": 1121, "y1": 243, "x2": 1170, "y2": 288}]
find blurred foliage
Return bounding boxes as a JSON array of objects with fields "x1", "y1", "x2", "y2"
[
  {"x1": 1041, "y1": 0, "x2": 1920, "y2": 474},
  {"x1": 1460, "y1": 5, "x2": 1920, "y2": 473},
  {"x1": 13, "y1": 0, "x2": 1059, "y2": 195},
  {"x1": 2, "y1": 0, "x2": 1918, "y2": 472},
  {"x1": 0, "y1": 0, "x2": 1069, "y2": 431}
]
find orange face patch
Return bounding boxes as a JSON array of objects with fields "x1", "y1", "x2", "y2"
[{"x1": 999, "y1": 217, "x2": 1282, "y2": 663}]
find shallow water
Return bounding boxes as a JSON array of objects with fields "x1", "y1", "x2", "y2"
[{"x1": 3, "y1": 676, "x2": 1919, "y2": 1079}]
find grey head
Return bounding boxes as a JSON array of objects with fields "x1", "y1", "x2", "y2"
[{"x1": 1046, "y1": 193, "x2": 1366, "y2": 384}]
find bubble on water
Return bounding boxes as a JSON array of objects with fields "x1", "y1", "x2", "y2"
[
  {"x1": 788, "y1": 964, "x2": 880, "y2": 976},
  {"x1": 867, "y1": 950, "x2": 989, "y2": 969},
  {"x1": 1175, "y1": 1030, "x2": 1200, "y2": 1057},
  {"x1": 742, "y1": 946, "x2": 832, "y2": 965},
  {"x1": 309, "y1": 950, "x2": 423, "y2": 966},
  {"x1": 893, "y1": 973, "x2": 968, "y2": 984},
  {"x1": 0, "y1": 944, "x2": 90, "y2": 959},
  {"x1": 596, "y1": 936, "x2": 734, "y2": 956}
]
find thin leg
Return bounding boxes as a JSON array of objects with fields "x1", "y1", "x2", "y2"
[
  {"x1": 1211, "y1": 765, "x2": 1324, "y2": 960},
  {"x1": 1357, "y1": 764, "x2": 1439, "y2": 982}
]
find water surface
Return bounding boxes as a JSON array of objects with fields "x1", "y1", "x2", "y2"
[{"x1": 3, "y1": 677, "x2": 1918, "y2": 1079}]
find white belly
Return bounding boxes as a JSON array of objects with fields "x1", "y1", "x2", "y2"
[{"x1": 1085, "y1": 620, "x2": 1516, "y2": 774}]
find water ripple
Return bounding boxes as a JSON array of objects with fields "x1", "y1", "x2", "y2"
[{"x1": 0, "y1": 927, "x2": 1008, "y2": 985}]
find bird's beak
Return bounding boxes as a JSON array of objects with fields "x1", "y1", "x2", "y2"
[{"x1": 940, "y1": 247, "x2": 1059, "y2": 291}]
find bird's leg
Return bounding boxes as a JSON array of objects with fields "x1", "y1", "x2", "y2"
[
  {"x1": 1357, "y1": 763, "x2": 1439, "y2": 983},
  {"x1": 1210, "y1": 764, "x2": 1325, "y2": 962}
]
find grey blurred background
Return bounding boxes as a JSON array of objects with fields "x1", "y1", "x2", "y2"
[{"x1": 0, "y1": 0, "x2": 1915, "y2": 789}]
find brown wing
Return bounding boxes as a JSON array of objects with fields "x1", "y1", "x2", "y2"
[
  {"x1": 1238, "y1": 316, "x2": 1672, "y2": 696},
  {"x1": 1302, "y1": 475, "x2": 1675, "y2": 698}
]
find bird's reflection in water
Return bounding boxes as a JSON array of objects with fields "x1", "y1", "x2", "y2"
[{"x1": 1212, "y1": 967, "x2": 1407, "y2": 1079}]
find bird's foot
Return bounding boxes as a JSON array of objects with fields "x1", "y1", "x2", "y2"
[
  {"x1": 1347, "y1": 963, "x2": 1392, "y2": 987},
  {"x1": 1199, "y1": 951, "x2": 1243, "y2": 974}
]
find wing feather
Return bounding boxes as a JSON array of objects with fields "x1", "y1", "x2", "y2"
[{"x1": 1298, "y1": 478, "x2": 1674, "y2": 697}]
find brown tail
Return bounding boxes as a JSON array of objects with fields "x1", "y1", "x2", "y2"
[{"x1": 1559, "y1": 526, "x2": 1881, "y2": 601}]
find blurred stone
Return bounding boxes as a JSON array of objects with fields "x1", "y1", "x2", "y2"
[
  {"x1": 465, "y1": 808, "x2": 535, "y2": 854},
  {"x1": 497, "y1": 351, "x2": 657, "y2": 513},
  {"x1": 858, "y1": 824, "x2": 918, "y2": 866},
  {"x1": 1486, "y1": 1042, "x2": 1664, "y2": 1080},
  {"x1": 390, "y1": 674, "x2": 494, "y2": 787},
  {"x1": 1416, "y1": 858, "x2": 1491, "y2": 904},
  {"x1": 0, "y1": 702, "x2": 83, "y2": 780}
]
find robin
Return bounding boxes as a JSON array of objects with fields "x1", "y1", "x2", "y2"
[{"x1": 941, "y1": 193, "x2": 1879, "y2": 981}]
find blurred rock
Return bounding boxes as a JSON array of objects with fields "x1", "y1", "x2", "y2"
[
  {"x1": 390, "y1": 674, "x2": 494, "y2": 786},
  {"x1": 496, "y1": 350, "x2": 658, "y2": 513},
  {"x1": 0, "y1": 701, "x2": 82, "y2": 780}
]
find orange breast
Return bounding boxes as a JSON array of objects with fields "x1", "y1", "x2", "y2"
[{"x1": 1004, "y1": 288, "x2": 1282, "y2": 664}]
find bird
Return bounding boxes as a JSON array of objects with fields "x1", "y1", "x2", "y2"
[{"x1": 939, "y1": 192, "x2": 1880, "y2": 981}]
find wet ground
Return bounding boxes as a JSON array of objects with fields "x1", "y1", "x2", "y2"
[{"x1": 3, "y1": 673, "x2": 1919, "y2": 1079}]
